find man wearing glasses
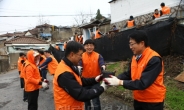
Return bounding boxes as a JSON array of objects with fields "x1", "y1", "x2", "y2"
[{"x1": 104, "y1": 30, "x2": 166, "y2": 110}]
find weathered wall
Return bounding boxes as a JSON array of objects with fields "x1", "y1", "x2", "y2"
[
  {"x1": 100, "y1": 24, "x2": 111, "y2": 34},
  {"x1": 9, "y1": 53, "x2": 20, "y2": 70},
  {"x1": 0, "y1": 55, "x2": 9, "y2": 73},
  {"x1": 52, "y1": 28, "x2": 73, "y2": 42}
]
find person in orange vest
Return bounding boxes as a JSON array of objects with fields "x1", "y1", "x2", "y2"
[
  {"x1": 38, "y1": 50, "x2": 48, "y2": 79},
  {"x1": 17, "y1": 52, "x2": 26, "y2": 88},
  {"x1": 160, "y1": 2, "x2": 171, "y2": 16},
  {"x1": 23, "y1": 50, "x2": 49, "y2": 110},
  {"x1": 78, "y1": 39, "x2": 106, "y2": 110},
  {"x1": 78, "y1": 34, "x2": 83, "y2": 44},
  {"x1": 95, "y1": 28, "x2": 103, "y2": 39},
  {"x1": 152, "y1": 9, "x2": 160, "y2": 19},
  {"x1": 124, "y1": 16, "x2": 136, "y2": 28},
  {"x1": 74, "y1": 33, "x2": 79, "y2": 42},
  {"x1": 104, "y1": 30, "x2": 166, "y2": 110},
  {"x1": 39, "y1": 50, "x2": 58, "y2": 76},
  {"x1": 53, "y1": 41, "x2": 107, "y2": 110},
  {"x1": 19, "y1": 58, "x2": 28, "y2": 102}
]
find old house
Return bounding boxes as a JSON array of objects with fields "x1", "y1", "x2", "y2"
[
  {"x1": 36, "y1": 23, "x2": 59, "y2": 42},
  {"x1": 24, "y1": 28, "x2": 39, "y2": 38},
  {"x1": 109, "y1": 0, "x2": 183, "y2": 29},
  {"x1": 4, "y1": 36, "x2": 49, "y2": 69}
]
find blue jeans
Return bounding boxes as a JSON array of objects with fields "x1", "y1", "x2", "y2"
[
  {"x1": 41, "y1": 69, "x2": 48, "y2": 79},
  {"x1": 84, "y1": 83, "x2": 101, "y2": 110}
]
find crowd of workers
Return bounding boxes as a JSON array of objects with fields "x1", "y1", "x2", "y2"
[{"x1": 16, "y1": 2, "x2": 169, "y2": 110}]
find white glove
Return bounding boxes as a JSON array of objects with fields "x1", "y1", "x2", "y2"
[
  {"x1": 104, "y1": 76, "x2": 122, "y2": 86},
  {"x1": 77, "y1": 66, "x2": 83, "y2": 74},
  {"x1": 101, "y1": 65, "x2": 106, "y2": 71},
  {"x1": 100, "y1": 81, "x2": 108, "y2": 90},
  {"x1": 95, "y1": 74, "x2": 103, "y2": 82},
  {"x1": 42, "y1": 82, "x2": 48, "y2": 88}
]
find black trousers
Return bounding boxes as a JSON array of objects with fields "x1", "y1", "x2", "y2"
[
  {"x1": 19, "y1": 71, "x2": 24, "y2": 88},
  {"x1": 134, "y1": 100, "x2": 164, "y2": 110},
  {"x1": 27, "y1": 89, "x2": 39, "y2": 110},
  {"x1": 21, "y1": 79, "x2": 28, "y2": 101}
]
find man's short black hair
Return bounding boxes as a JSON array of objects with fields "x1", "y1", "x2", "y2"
[
  {"x1": 83, "y1": 39, "x2": 95, "y2": 46},
  {"x1": 65, "y1": 41, "x2": 84, "y2": 57},
  {"x1": 19, "y1": 52, "x2": 25, "y2": 57},
  {"x1": 161, "y1": 2, "x2": 165, "y2": 7},
  {"x1": 130, "y1": 16, "x2": 134, "y2": 19},
  {"x1": 44, "y1": 50, "x2": 51, "y2": 54},
  {"x1": 38, "y1": 50, "x2": 44, "y2": 55},
  {"x1": 128, "y1": 30, "x2": 148, "y2": 47},
  {"x1": 155, "y1": 9, "x2": 158, "y2": 12}
]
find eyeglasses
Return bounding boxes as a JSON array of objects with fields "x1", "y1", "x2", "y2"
[
  {"x1": 129, "y1": 43, "x2": 137, "y2": 47},
  {"x1": 75, "y1": 53, "x2": 82, "y2": 57}
]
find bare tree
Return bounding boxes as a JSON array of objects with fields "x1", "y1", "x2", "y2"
[
  {"x1": 37, "y1": 14, "x2": 50, "y2": 25},
  {"x1": 73, "y1": 11, "x2": 93, "y2": 27}
]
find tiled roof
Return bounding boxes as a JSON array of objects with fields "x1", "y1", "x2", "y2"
[
  {"x1": 28, "y1": 28, "x2": 38, "y2": 35},
  {"x1": 4, "y1": 36, "x2": 48, "y2": 44},
  {"x1": 0, "y1": 33, "x2": 14, "y2": 37}
]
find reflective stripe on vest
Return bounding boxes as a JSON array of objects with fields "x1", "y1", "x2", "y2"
[
  {"x1": 53, "y1": 60, "x2": 84, "y2": 110},
  {"x1": 82, "y1": 51, "x2": 101, "y2": 78},
  {"x1": 48, "y1": 55, "x2": 58, "y2": 75},
  {"x1": 131, "y1": 47, "x2": 166, "y2": 102}
]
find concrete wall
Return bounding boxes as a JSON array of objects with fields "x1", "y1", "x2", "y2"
[
  {"x1": 0, "y1": 55, "x2": 9, "y2": 73},
  {"x1": 100, "y1": 24, "x2": 111, "y2": 34},
  {"x1": 9, "y1": 53, "x2": 20, "y2": 70},
  {"x1": 52, "y1": 28, "x2": 74, "y2": 42}
]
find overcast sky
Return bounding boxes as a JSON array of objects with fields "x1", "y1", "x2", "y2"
[{"x1": 0, "y1": 0, "x2": 111, "y2": 34}]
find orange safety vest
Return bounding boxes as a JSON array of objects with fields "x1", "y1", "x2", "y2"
[
  {"x1": 79, "y1": 36, "x2": 83, "y2": 44},
  {"x1": 131, "y1": 47, "x2": 166, "y2": 102},
  {"x1": 75, "y1": 35, "x2": 79, "y2": 42},
  {"x1": 81, "y1": 51, "x2": 101, "y2": 78},
  {"x1": 20, "y1": 60, "x2": 27, "y2": 78},
  {"x1": 17, "y1": 57, "x2": 26, "y2": 71},
  {"x1": 23, "y1": 61, "x2": 42, "y2": 92},
  {"x1": 162, "y1": 6, "x2": 170, "y2": 15},
  {"x1": 95, "y1": 30, "x2": 101, "y2": 39},
  {"x1": 127, "y1": 20, "x2": 134, "y2": 28},
  {"x1": 154, "y1": 13, "x2": 160, "y2": 18},
  {"x1": 48, "y1": 55, "x2": 58, "y2": 75},
  {"x1": 53, "y1": 60, "x2": 84, "y2": 110}
]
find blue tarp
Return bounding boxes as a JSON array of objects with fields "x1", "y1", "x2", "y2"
[{"x1": 40, "y1": 33, "x2": 51, "y2": 38}]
